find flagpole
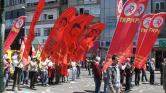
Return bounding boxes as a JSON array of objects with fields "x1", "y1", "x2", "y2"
[{"x1": 0, "y1": 0, "x2": 5, "y2": 92}]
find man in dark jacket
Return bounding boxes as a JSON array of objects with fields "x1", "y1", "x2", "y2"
[{"x1": 92, "y1": 56, "x2": 102, "y2": 93}]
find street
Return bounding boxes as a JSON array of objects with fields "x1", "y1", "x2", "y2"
[{"x1": 4, "y1": 69, "x2": 165, "y2": 93}]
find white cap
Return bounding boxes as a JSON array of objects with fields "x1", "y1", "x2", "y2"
[{"x1": 95, "y1": 56, "x2": 101, "y2": 61}]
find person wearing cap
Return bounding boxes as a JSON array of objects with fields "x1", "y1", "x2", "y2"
[
  {"x1": 148, "y1": 58, "x2": 156, "y2": 85},
  {"x1": 92, "y1": 56, "x2": 102, "y2": 93}
]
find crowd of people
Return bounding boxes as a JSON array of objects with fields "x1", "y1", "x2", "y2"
[
  {"x1": 2, "y1": 50, "x2": 166, "y2": 93},
  {"x1": 3, "y1": 51, "x2": 81, "y2": 91},
  {"x1": 88, "y1": 55, "x2": 166, "y2": 93}
]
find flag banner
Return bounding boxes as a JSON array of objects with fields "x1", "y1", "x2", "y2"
[
  {"x1": 20, "y1": 37, "x2": 27, "y2": 58},
  {"x1": 40, "y1": 7, "x2": 76, "y2": 61},
  {"x1": 117, "y1": 0, "x2": 124, "y2": 19},
  {"x1": 23, "y1": 0, "x2": 45, "y2": 63},
  {"x1": 4, "y1": 16, "x2": 26, "y2": 52},
  {"x1": 134, "y1": 12, "x2": 166, "y2": 69},
  {"x1": 135, "y1": 14, "x2": 154, "y2": 59},
  {"x1": 35, "y1": 43, "x2": 42, "y2": 59},
  {"x1": 105, "y1": 0, "x2": 149, "y2": 64},
  {"x1": 51, "y1": 15, "x2": 94, "y2": 62},
  {"x1": 73, "y1": 23, "x2": 105, "y2": 61},
  {"x1": 63, "y1": 15, "x2": 94, "y2": 61}
]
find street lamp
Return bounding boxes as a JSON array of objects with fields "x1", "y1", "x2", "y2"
[{"x1": 0, "y1": 0, "x2": 5, "y2": 92}]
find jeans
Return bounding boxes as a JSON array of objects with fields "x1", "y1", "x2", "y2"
[
  {"x1": 135, "y1": 69, "x2": 141, "y2": 86},
  {"x1": 41, "y1": 70, "x2": 48, "y2": 85},
  {"x1": 77, "y1": 67, "x2": 80, "y2": 78},
  {"x1": 23, "y1": 70, "x2": 29, "y2": 84},
  {"x1": 103, "y1": 77, "x2": 107, "y2": 93},
  {"x1": 94, "y1": 78, "x2": 101, "y2": 93},
  {"x1": 72, "y1": 67, "x2": 77, "y2": 81},
  {"x1": 12, "y1": 67, "x2": 22, "y2": 90},
  {"x1": 30, "y1": 71, "x2": 37, "y2": 88},
  {"x1": 142, "y1": 70, "x2": 148, "y2": 82},
  {"x1": 150, "y1": 71, "x2": 154, "y2": 84},
  {"x1": 125, "y1": 75, "x2": 132, "y2": 91},
  {"x1": 4, "y1": 72, "x2": 9, "y2": 87}
]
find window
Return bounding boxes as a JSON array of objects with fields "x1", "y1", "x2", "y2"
[
  {"x1": 43, "y1": 14, "x2": 47, "y2": 20},
  {"x1": 155, "y1": 2, "x2": 165, "y2": 10},
  {"x1": 106, "y1": 42, "x2": 110, "y2": 46},
  {"x1": 35, "y1": 28, "x2": 41, "y2": 36},
  {"x1": 160, "y1": 2, "x2": 165, "y2": 9},
  {"x1": 44, "y1": 28, "x2": 51, "y2": 36},
  {"x1": 80, "y1": 8, "x2": 84, "y2": 14},
  {"x1": 48, "y1": 15, "x2": 54, "y2": 20}
]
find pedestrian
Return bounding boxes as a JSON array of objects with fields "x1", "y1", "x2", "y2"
[
  {"x1": 141, "y1": 64, "x2": 148, "y2": 82},
  {"x1": 71, "y1": 61, "x2": 77, "y2": 81},
  {"x1": 4, "y1": 58, "x2": 11, "y2": 88},
  {"x1": 125, "y1": 57, "x2": 132, "y2": 92},
  {"x1": 92, "y1": 56, "x2": 102, "y2": 93},
  {"x1": 135, "y1": 67, "x2": 141, "y2": 86},
  {"x1": 76, "y1": 62, "x2": 81, "y2": 78},
  {"x1": 160, "y1": 58, "x2": 164, "y2": 85},
  {"x1": 148, "y1": 58, "x2": 155, "y2": 85},
  {"x1": 162, "y1": 58, "x2": 166, "y2": 93},
  {"x1": 29, "y1": 58, "x2": 38, "y2": 89},
  {"x1": 40, "y1": 59, "x2": 49, "y2": 86},
  {"x1": 12, "y1": 52, "x2": 24, "y2": 91},
  {"x1": 107, "y1": 55, "x2": 121, "y2": 93}
]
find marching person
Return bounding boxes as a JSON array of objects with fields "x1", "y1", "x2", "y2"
[
  {"x1": 12, "y1": 52, "x2": 24, "y2": 91},
  {"x1": 148, "y1": 58, "x2": 155, "y2": 85},
  {"x1": 107, "y1": 55, "x2": 121, "y2": 93},
  {"x1": 92, "y1": 56, "x2": 102, "y2": 93}
]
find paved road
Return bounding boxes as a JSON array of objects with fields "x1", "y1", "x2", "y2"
[{"x1": 3, "y1": 69, "x2": 165, "y2": 93}]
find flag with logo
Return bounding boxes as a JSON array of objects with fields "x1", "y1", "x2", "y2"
[
  {"x1": 134, "y1": 12, "x2": 166, "y2": 69},
  {"x1": 4, "y1": 16, "x2": 26, "y2": 52}
]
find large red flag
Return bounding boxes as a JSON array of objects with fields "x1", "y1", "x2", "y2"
[
  {"x1": 74, "y1": 23, "x2": 105, "y2": 61},
  {"x1": 23, "y1": 0, "x2": 45, "y2": 63},
  {"x1": 51, "y1": 15, "x2": 94, "y2": 63},
  {"x1": 64, "y1": 15, "x2": 94, "y2": 61},
  {"x1": 40, "y1": 7, "x2": 76, "y2": 61},
  {"x1": 134, "y1": 12, "x2": 166, "y2": 69},
  {"x1": 134, "y1": 14, "x2": 154, "y2": 63},
  {"x1": 105, "y1": 0, "x2": 149, "y2": 64},
  {"x1": 4, "y1": 16, "x2": 26, "y2": 52}
]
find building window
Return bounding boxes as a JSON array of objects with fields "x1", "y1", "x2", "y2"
[
  {"x1": 35, "y1": 28, "x2": 41, "y2": 36},
  {"x1": 43, "y1": 14, "x2": 47, "y2": 20},
  {"x1": 155, "y1": 2, "x2": 165, "y2": 10},
  {"x1": 80, "y1": 8, "x2": 84, "y2": 14},
  {"x1": 44, "y1": 28, "x2": 51, "y2": 36},
  {"x1": 48, "y1": 15, "x2": 54, "y2": 20}
]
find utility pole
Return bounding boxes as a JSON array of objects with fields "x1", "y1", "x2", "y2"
[{"x1": 0, "y1": 0, "x2": 5, "y2": 92}]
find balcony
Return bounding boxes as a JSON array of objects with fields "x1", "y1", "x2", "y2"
[{"x1": 26, "y1": 1, "x2": 60, "y2": 12}]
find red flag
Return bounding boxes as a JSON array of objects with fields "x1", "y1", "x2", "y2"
[
  {"x1": 63, "y1": 15, "x2": 94, "y2": 61},
  {"x1": 73, "y1": 23, "x2": 105, "y2": 61},
  {"x1": 23, "y1": 0, "x2": 45, "y2": 64},
  {"x1": 4, "y1": 16, "x2": 26, "y2": 52},
  {"x1": 40, "y1": 7, "x2": 76, "y2": 61},
  {"x1": 20, "y1": 37, "x2": 27, "y2": 58},
  {"x1": 134, "y1": 12, "x2": 166, "y2": 69},
  {"x1": 105, "y1": 0, "x2": 149, "y2": 64},
  {"x1": 117, "y1": 0, "x2": 124, "y2": 19}
]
